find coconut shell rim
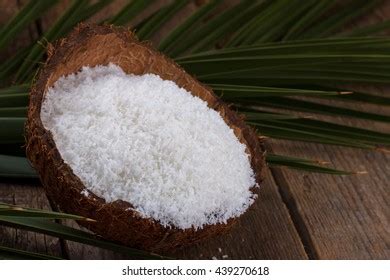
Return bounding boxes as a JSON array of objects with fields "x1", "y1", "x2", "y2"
[{"x1": 25, "y1": 23, "x2": 266, "y2": 251}]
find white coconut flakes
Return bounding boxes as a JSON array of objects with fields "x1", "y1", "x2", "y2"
[{"x1": 41, "y1": 63, "x2": 257, "y2": 230}]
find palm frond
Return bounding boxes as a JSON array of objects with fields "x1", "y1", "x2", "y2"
[
  {"x1": 0, "y1": 0, "x2": 58, "y2": 50},
  {"x1": 212, "y1": 84, "x2": 343, "y2": 98},
  {"x1": 328, "y1": 90, "x2": 390, "y2": 105},
  {"x1": 240, "y1": 97, "x2": 390, "y2": 123},
  {"x1": 0, "y1": 215, "x2": 166, "y2": 259},
  {"x1": 15, "y1": 0, "x2": 112, "y2": 83},
  {"x1": 168, "y1": 0, "x2": 257, "y2": 57},
  {"x1": 266, "y1": 154, "x2": 354, "y2": 175},
  {"x1": 344, "y1": 19, "x2": 390, "y2": 37},
  {"x1": 159, "y1": 0, "x2": 222, "y2": 52},
  {"x1": 0, "y1": 0, "x2": 388, "y2": 174},
  {"x1": 0, "y1": 118, "x2": 25, "y2": 144},
  {"x1": 0, "y1": 154, "x2": 37, "y2": 178},
  {"x1": 0, "y1": 84, "x2": 29, "y2": 95},
  {"x1": 250, "y1": 121, "x2": 375, "y2": 149},
  {"x1": 282, "y1": 0, "x2": 335, "y2": 40},
  {"x1": 0, "y1": 94, "x2": 28, "y2": 107},
  {"x1": 136, "y1": 0, "x2": 189, "y2": 40},
  {"x1": 0, "y1": 245, "x2": 63, "y2": 260},
  {"x1": 0, "y1": 203, "x2": 94, "y2": 221},
  {"x1": 190, "y1": 0, "x2": 260, "y2": 53},
  {"x1": 253, "y1": 0, "x2": 316, "y2": 44},
  {"x1": 299, "y1": 0, "x2": 382, "y2": 39},
  {"x1": 0, "y1": 107, "x2": 27, "y2": 117},
  {"x1": 0, "y1": 46, "x2": 31, "y2": 84},
  {"x1": 107, "y1": 0, "x2": 154, "y2": 26}
]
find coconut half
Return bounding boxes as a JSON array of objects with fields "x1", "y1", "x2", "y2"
[{"x1": 26, "y1": 24, "x2": 265, "y2": 252}]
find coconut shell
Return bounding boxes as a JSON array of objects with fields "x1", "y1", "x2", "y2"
[{"x1": 25, "y1": 24, "x2": 266, "y2": 253}]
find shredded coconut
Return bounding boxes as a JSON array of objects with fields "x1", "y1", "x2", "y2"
[
  {"x1": 41, "y1": 64, "x2": 257, "y2": 229},
  {"x1": 80, "y1": 189, "x2": 89, "y2": 198}
]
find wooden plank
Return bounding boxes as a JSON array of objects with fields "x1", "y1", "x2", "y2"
[
  {"x1": 58, "y1": 220, "x2": 127, "y2": 260},
  {"x1": 0, "y1": 183, "x2": 63, "y2": 258},
  {"x1": 48, "y1": 199, "x2": 127, "y2": 259},
  {"x1": 173, "y1": 168, "x2": 308, "y2": 259},
  {"x1": 265, "y1": 85, "x2": 390, "y2": 259}
]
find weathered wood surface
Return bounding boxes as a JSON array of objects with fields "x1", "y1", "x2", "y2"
[
  {"x1": 266, "y1": 86, "x2": 390, "y2": 259},
  {"x1": 173, "y1": 169, "x2": 307, "y2": 260},
  {"x1": 0, "y1": 0, "x2": 389, "y2": 260},
  {"x1": 0, "y1": 182, "x2": 63, "y2": 258}
]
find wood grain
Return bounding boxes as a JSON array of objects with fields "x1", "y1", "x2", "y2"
[
  {"x1": 173, "y1": 169, "x2": 307, "y2": 260},
  {"x1": 267, "y1": 143, "x2": 390, "y2": 259},
  {"x1": 0, "y1": 183, "x2": 63, "y2": 258},
  {"x1": 265, "y1": 86, "x2": 390, "y2": 259},
  {"x1": 58, "y1": 219, "x2": 127, "y2": 260}
]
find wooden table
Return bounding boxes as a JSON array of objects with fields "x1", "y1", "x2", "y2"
[{"x1": 0, "y1": 0, "x2": 389, "y2": 260}]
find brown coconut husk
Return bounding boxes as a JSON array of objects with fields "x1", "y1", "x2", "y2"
[{"x1": 25, "y1": 24, "x2": 266, "y2": 253}]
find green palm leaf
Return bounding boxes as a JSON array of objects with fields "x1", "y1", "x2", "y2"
[
  {"x1": 266, "y1": 154, "x2": 354, "y2": 175},
  {"x1": 0, "y1": 203, "x2": 94, "y2": 221},
  {"x1": 15, "y1": 0, "x2": 112, "y2": 83},
  {"x1": 329, "y1": 90, "x2": 390, "y2": 106},
  {"x1": 282, "y1": 0, "x2": 335, "y2": 40},
  {"x1": 159, "y1": 0, "x2": 222, "y2": 53},
  {"x1": 240, "y1": 97, "x2": 390, "y2": 123},
  {"x1": 0, "y1": 0, "x2": 58, "y2": 50},
  {"x1": 136, "y1": 0, "x2": 189, "y2": 40},
  {"x1": 0, "y1": 118, "x2": 25, "y2": 143},
  {"x1": 0, "y1": 94, "x2": 28, "y2": 107},
  {"x1": 0, "y1": 107, "x2": 27, "y2": 117},
  {"x1": 0, "y1": 154, "x2": 37, "y2": 178},
  {"x1": 300, "y1": 0, "x2": 382, "y2": 39},
  {"x1": 250, "y1": 121, "x2": 375, "y2": 149},
  {"x1": 0, "y1": 46, "x2": 31, "y2": 83},
  {"x1": 168, "y1": 0, "x2": 257, "y2": 57},
  {"x1": 344, "y1": 19, "x2": 390, "y2": 37},
  {"x1": 0, "y1": 245, "x2": 63, "y2": 260},
  {"x1": 0, "y1": 216, "x2": 166, "y2": 259},
  {"x1": 0, "y1": 84, "x2": 29, "y2": 95},
  {"x1": 107, "y1": 0, "x2": 154, "y2": 25},
  {"x1": 0, "y1": 1, "x2": 389, "y2": 175},
  {"x1": 253, "y1": 0, "x2": 316, "y2": 44},
  {"x1": 190, "y1": 0, "x2": 260, "y2": 53},
  {"x1": 212, "y1": 84, "x2": 344, "y2": 98}
]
